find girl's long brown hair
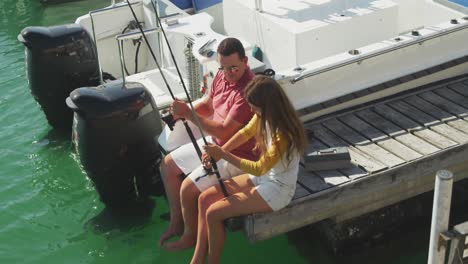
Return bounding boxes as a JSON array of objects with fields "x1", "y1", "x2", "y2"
[{"x1": 244, "y1": 75, "x2": 307, "y2": 163}]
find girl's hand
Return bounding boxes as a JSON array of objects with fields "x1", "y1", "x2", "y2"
[
  {"x1": 202, "y1": 152, "x2": 212, "y2": 169},
  {"x1": 203, "y1": 144, "x2": 224, "y2": 161}
]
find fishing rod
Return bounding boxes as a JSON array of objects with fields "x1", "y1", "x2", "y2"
[
  {"x1": 149, "y1": 0, "x2": 229, "y2": 197},
  {"x1": 122, "y1": 1, "x2": 201, "y2": 159},
  {"x1": 125, "y1": 0, "x2": 228, "y2": 197}
]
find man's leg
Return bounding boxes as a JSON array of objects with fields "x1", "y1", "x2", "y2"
[
  {"x1": 159, "y1": 154, "x2": 185, "y2": 245},
  {"x1": 159, "y1": 135, "x2": 207, "y2": 246},
  {"x1": 162, "y1": 177, "x2": 200, "y2": 251}
]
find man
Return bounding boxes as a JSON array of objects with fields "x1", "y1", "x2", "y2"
[{"x1": 159, "y1": 38, "x2": 258, "y2": 249}]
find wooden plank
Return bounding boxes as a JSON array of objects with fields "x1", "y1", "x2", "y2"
[
  {"x1": 245, "y1": 139, "x2": 468, "y2": 242},
  {"x1": 450, "y1": 81, "x2": 468, "y2": 97},
  {"x1": 418, "y1": 91, "x2": 468, "y2": 120},
  {"x1": 321, "y1": 118, "x2": 405, "y2": 167},
  {"x1": 338, "y1": 114, "x2": 422, "y2": 161},
  {"x1": 356, "y1": 109, "x2": 440, "y2": 155},
  {"x1": 339, "y1": 166, "x2": 368, "y2": 181},
  {"x1": 387, "y1": 100, "x2": 468, "y2": 144},
  {"x1": 373, "y1": 104, "x2": 457, "y2": 149},
  {"x1": 334, "y1": 180, "x2": 439, "y2": 223},
  {"x1": 297, "y1": 136, "x2": 332, "y2": 197},
  {"x1": 305, "y1": 124, "x2": 387, "y2": 173},
  {"x1": 293, "y1": 182, "x2": 310, "y2": 200},
  {"x1": 454, "y1": 221, "x2": 468, "y2": 236},
  {"x1": 297, "y1": 167, "x2": 331, "y2": 194},
  {"x1": 404, "y1": 94, "x2": 468, "y2": 134},
  {"x1": 305, "y1": 131, "x2": 329, "y2": 152},
  {"x1": 433, "y1": 86, "x2": 468, "y2": 109},
  {"x1": 315, "y1": 170, "x2": 350, "y2": 186}
]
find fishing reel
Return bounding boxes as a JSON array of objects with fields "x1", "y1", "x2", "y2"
[{"x1": 161, "y1": 109, "x2": 176, "y2": 130}]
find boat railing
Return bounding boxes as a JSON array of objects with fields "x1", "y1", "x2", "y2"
[
  {"x1": 89, "y1": 0, "x2": 185, "y2": 85},
  {"x1": 92, "y1": 0, "x2": 142, "y2": 16},
  {"x1": 116, "y1": 27, "x2": 161, "y2": 41},
  {"x1": 116, "y1": 26, "x2": 162, "y2": 84},
  {"x1": 89, "y1": 1, "x2": 143, "y2": 83},
  {"x1": 291, "y1": 19, "x2": 468, "y2": 84},
  {"x1": 255, "y1": 0, "x2": 263, "y2": 12}
]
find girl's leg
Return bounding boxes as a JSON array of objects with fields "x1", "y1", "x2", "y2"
[
  {"x1": 205, "y1": 174, "x2": 273, "y2": 264},
  {"x1": 191, "y1": 184, "x2": 225, "y2": 264}
]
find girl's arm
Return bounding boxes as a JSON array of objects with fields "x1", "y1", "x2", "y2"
[
  {"x1": 239, "y1": 134, "x2": 288, "y2": 176},
  {"x1": 205, "y1": 133, "x2": 289, "y2": 176},
  {"x1": 202, "y1": 115, "x2": 258, "y2": 166}
]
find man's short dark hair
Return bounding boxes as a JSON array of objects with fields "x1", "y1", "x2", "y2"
[{"x1": 217, "y1": 38, "x2": 245, "y2": 58}]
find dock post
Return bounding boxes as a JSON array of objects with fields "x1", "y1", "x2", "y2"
[{"x1": 428, "y1": 170, "x2": 453, "y2": 264}]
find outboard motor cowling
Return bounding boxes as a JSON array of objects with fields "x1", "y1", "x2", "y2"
[
  {"x1": 19, "y1": 24, "x2": 100, "y2": 130},
  {"x1": 66, "y1": 80, "x2": 163, "y2": 208}
]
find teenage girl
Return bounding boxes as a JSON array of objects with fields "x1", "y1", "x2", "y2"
[{"x1": 191, "y1": 75, "x2": 307, "y2": 264}]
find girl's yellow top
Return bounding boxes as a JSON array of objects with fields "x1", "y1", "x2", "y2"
[{"x1": 238, "y1": 115, "x2": 289, "y2": 176}]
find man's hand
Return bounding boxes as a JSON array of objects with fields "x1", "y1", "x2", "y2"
[{"x1": 171, "y1": 99, "x2": 191, "y2": 120}]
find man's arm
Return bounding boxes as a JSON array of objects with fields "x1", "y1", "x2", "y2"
[
  {"x1": 187, "y1": 113, "x2": 243, "y2": 142},
  {"x1": 192, "y1": 96, "x2": 213, "y2": 118},
  {"x1": 172, "y1": 96, "x2": 239, "y2": 141},
  {"x1": 171, "y1": 96, "x2": 213, "y2": 119}
]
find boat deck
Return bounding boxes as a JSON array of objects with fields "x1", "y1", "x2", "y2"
[{"x1": 238, "y1": 76, "x2": 468, "y2": 242}]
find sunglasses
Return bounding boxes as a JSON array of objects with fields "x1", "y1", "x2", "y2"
[{"x1": 218, "y1": 65, "x2": 240, "y2": 73}]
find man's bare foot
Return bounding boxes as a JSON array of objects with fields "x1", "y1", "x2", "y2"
[
  {"x1": 159, "y1": 225, "x2": 182, "y2": 246},
  {"x1": 162, "y1": 234, "x2": 196, "y2": 252}
]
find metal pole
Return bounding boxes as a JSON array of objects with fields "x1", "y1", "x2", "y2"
[
  {"x1": 428, "y1": 170, "x2": 453, "y2": 264},
  {"x1": 89, "y1": 12, "x2": 104, "y2": 84},
  {"x1": 255, "y1": 0, "x2": 263, "y2": 12},
  {"x1": 117, "y1": 39, "x2": 126, "y2": 85}
]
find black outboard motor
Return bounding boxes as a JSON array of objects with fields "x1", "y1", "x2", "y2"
[
  {"x1": 66, "y1": 80, "x2": 163, "y2": 209},
  {"x1": 18, "y1": 24, "x2": 101, "y2": 130}
]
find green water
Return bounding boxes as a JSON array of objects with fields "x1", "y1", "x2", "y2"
[{"x1": 0, "y1": 1, "x2": 436, "y2": 263}]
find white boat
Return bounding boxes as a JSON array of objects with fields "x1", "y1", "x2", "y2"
[
  {"x1": 18, "y1": 0, "x2": 468, "y2": 210},
  {"x1": 74, "y1": 0, "x2": 468, "y2": 119}
]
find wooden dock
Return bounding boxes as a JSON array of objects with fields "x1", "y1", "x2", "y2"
[{"x1": 238, "y1": 75, "x2": 468, "y2": 242}]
